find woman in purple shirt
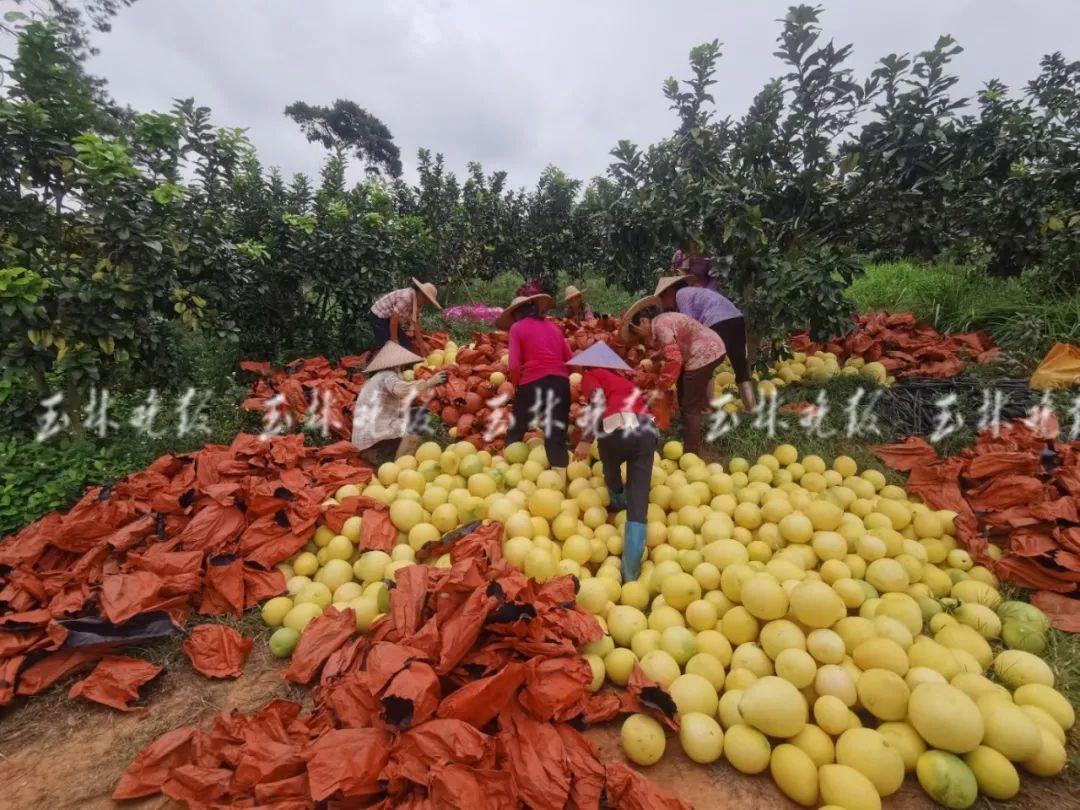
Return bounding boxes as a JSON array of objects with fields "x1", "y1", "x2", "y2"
[{"x1": 655, "y1": 275, "x2": 756, "y2": 411}]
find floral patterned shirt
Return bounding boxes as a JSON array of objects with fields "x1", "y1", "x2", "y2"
[{"x1": 652, "y1": 312, "x2": 726, "y2": 387}]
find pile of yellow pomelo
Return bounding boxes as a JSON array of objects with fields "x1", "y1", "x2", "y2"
[
  {"x1": 257, "y1": 435, "x2": 1072, "y2": 809},
  {"x1": 713, "y1": 349, "x2": 893, "y2": 407}
]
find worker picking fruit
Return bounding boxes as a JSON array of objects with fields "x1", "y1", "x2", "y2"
[{"x1": 570, "y1": 340, "x2": 658, "y2": 582}]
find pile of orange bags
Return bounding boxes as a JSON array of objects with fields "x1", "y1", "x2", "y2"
[
  {"x1": 240, "y1": 356, "x2": 370, "y2": 441},
  {"x1": 114, "y1": 522, "x2": 689, "y2": 809},
  {"x1": 0, "y1": 434, "x2": 374, "y2": 707},
  {"x1": 874, "y1": 419, "x2": 1080, "y2": 610},
  {"x1": 239, "y1": 335, "x2": 452, "y2": 440},
  {"x1": 417, "y1": 317, "x2": 671, "y2": 447},
  {"x1": 792, "y1": 311, "x2": 1001, "y2": 378},
  {"x1": 241, "y1": 319, "x2": 672, "y2": 450}
]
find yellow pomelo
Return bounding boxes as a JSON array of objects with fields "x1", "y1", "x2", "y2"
[
  {"x1": 679, "y1": 712, "x2": 724, "y2": 764},
  {"x1": 853, "y1": 637, "x2": 909, "y2": 676},
  {"x1": 908, "y1": 683, "x2": 984, "y2": 754},
  {"x1": 818, "y1": 764, "x2": 881, "y2": 810},
  {"x1": 283, "y1": 601, "x2": 323, "y2": 632},
  {"x1": 739, "y1": 676, "x2": 807, "y2": 738},
  {"x1": 724, "y1": 724, "x2": 771, "y2": 774},
  {"x1": 603, "y1": 648, "x2": 637, "y2": 686},
  {"x1": 978, "y1": 698, "x2": 1042, "y2": 761},
  {"x1": 1020, "y1": 727, "x2": 1066, "y2": 776},
  {"x1": 621, "y1": 714, "x2": 665, "y2": 765},
  {"x1": 261, "y1": 596, "x2": 294, "y2": 627},
  {"x1": 670, "y1": 672, "x2": 719, "y2": 716},
  {"x1": 607, "y1": 605, "x2": 648, "y2": 647},
  {"x1": 789, "y1": 579, "x2": 846, "y2": 628},
  {"x1": 836, "y1": 728, "x2": 904, "y2": 796},
  {"x1": 769, "y1": 743, "x2": 818, "y2": 806},
  {"x1": 293, "y1": 552, "x2": 319, "y2": 577},
  {"x1": 993, "y1": 649, "x2": 1055, "y2": 689},
  {"x1": 856, "y1": 668, "x2": 909, "y2": 721},
  {"x1": 661, "y1": 625, "x2": 698, "y2": 666},
  {"x1": 1012, "y1": 683, "x2": 1074, "y2": 731},
  {"x1": 876, "y1": 721, "x2": 925, "y2": 772},
  {"x1": 962, "y1": 746, "x2": 1018, "y2": 800}
]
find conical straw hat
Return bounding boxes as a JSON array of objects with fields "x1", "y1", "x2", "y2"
[
  {"x1": 618, "y1": 295, "x2": 660, "y2": 344},
  {"x1": 411, "y1": 278, "x2": 441, "y2": 309},
  {"x1": 653, "y1": 274, "x2": 692, "y2": 297},
  {"x1": 568, "y1": 341, "x2": 631, "y2": 370},
  {"x1": 495, "y1": 293, "x2": 555, "y2": 330},
  {"x1": 365, "y1": 341, "x2": 424, "y2": 373}
]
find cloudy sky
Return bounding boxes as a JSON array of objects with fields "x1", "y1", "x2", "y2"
[{"x1": 88, "y1": 0, "x2": 1079, "y2": 189}]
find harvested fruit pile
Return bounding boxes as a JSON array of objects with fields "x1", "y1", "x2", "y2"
[
  {"x1": 875, "y1": 419, "x2": 1080, "y2": 601},
  {"x1": 239, "y1": 334, "x2": 452, "y2": 440},
  {"x1": 240, "y1": 355, "x2": 370, "y2": 440},
  {"x1": 242, "y1": 319, "x2": 672, "y2": 449},
  {"x1": 416, "y1": 317, "x2": 671, "y2": 446},
  {"x1": 115, "y1": 520, "x2": 689, "y2": 809},
  {"x1": 246, "y1": 436, "x2": 1071, "y2": 808},
  {"x1": 791, "y1": 311, "x2": 1001, "y2": 379},
  {"x1": 0, "y1": 434, "x2": 372, "y2": 707},
  {"x1": 713, "y1": 349, "x2": 894, "y2": 407}
]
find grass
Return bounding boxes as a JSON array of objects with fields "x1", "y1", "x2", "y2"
[{"x1": 848, "y1": 261, "x2": 1080, "y2": 362}]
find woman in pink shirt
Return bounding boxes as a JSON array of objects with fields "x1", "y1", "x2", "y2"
[{"x1": 496, "y1": 291, "x2": 573, "y2": 471}]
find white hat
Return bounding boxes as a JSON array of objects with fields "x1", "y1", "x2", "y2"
[
  {"x1": 365, "y1": 341, "x2": 424, "y2": 373},
  {"x1": 568, "y1": 341, "x2": 631, "y2": 371}
]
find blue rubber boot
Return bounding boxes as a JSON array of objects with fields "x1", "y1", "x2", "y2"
[
  {"x1": 622, "y1": 521, "x2": 646, "y2": 582},
  {"x1": 609, "y1": 490, "x2": 627, "y2": 512}
]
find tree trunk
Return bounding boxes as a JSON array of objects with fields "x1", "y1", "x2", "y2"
[{"x1": 65, "y1": 379, "x2": 84, "y2": 438}]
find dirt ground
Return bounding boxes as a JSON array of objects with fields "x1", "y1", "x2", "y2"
[{"x1": 0, "y1": 648, "x2": 1075, "y2": 810}]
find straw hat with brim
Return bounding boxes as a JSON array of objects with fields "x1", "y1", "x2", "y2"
[
  {"x1": 568, "y1": 341, "x2": 631, "y2": 371},
  {"x1": 619, "y1": 295, "x2": 660, "y2": 344},
  {"x1": 653, "y1": 274, "x2": 692, "y2": 298},
  {"x1": 495, "y1": 293, "x2": 555, "y2": 330},
  {"x1": 564, "y1": 285, "x2": 584, "y2": 301},
  {"x1": 411, "y1": 278, "x2": 441, "y2": 309},
  {"x1": 365, "y1": 341, "x2": 424, "y2": 373}
]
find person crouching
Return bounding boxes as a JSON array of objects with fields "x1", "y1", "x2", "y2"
[
  {"x1": 570, "y1": 341, "x2": 657, "y2": 582},
  {"x1": 351, "y1": 341, "x2": 447, "y2": 464}
]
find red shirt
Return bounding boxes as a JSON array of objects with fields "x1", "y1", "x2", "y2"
[
  {"x1": 508, "y1": 317, "x2": 572, "y2": 386},
  {"x1": 581, "y1": 368, "x2": 649, "y2": 419}
]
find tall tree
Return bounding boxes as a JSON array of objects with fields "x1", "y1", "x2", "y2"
[{"x1": 285, "y1": 99, "x2": 402, "y2": 178}]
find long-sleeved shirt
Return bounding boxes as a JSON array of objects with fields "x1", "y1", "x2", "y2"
[
  {"x1": 675, "y1": 286, "x2": 742, "y2": 328},
  {"x1": 507, "y1": 317, "x2": 572, "y2": 386},
  {"x1": 371, "y1": 287, "x2": 417, "y2": 320},
  {"x1": 351, "y1": 369, "x2": 436, "y2": 450},
  {"x1": 582, "y1": 369, "x2": 650, "y2": 420},
  {"x1": 652, "y1": 312, "x2": 726, "y2": 388}
]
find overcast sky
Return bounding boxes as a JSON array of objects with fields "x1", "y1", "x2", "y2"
[{"x1": 87, "y1": 0, "x2": 1079, "y2": 190}]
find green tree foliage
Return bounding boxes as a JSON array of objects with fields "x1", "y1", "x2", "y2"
[
  {"x1": 285, "y1": 98, "x2": 403, "y2": 178},
  {"x1": 3, "y1": 0, "x2": 1080, "y2": 438}
]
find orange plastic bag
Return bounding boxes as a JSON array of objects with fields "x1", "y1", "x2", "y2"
[
  {"x1": 1031, "y1": 343, "x2": 1080, "y2": 390},
  {"x1": 305, "y1": 727, "x2": 390, "y2": 801},
  {"x1": 68, "y1": 655, "x2": 161, "y2": 711},
  {"x1": 284, "y1": 606, "x2": 355, "y2": 685},
  {"x1": 181, "y1": 624, "x2": 252, "y2": 679}
]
